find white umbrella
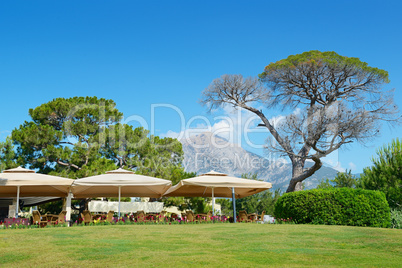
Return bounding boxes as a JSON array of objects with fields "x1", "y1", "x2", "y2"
[
  {"x1": 163, "y1": 170, "x2": 272, "y2": 220},
  {"x1": 0, "y1": 166, "x2": 74, "y2": 218},
  {"x1": 71, "y1": 168, "x2": 172, "y2": 217}
]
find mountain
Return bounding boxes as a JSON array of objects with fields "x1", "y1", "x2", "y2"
[{"x1": 181, "y1": 132, "x2": 339, "y2": 191}]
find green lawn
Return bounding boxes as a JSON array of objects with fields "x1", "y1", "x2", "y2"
[{"x1": 1, "y1": 223, "x2": 401, "y2": 267}]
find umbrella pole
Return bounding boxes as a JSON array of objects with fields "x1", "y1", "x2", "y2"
[
  {"x1": 118, "y1": 186, "x2": 121, "y2": 218},
  {"x1": 232, "y1": 187, "x2": 236, "y2": 223},
  {"x1": 212, "y1": 187, "x2": 215, "y2": 216},
  {"x1": 66, "y1": 192, "x2": 72, "y2": 226},
  {"x1": 16, "y1": 186, "x2": 20, "y2": 218}
]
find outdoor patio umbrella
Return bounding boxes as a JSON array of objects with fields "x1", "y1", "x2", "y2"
[
  {"x1": 163, "y1": 170, "x2": 272, "y2": 221},
  {"x1": 71, "y1": 168, "x2": 172, "y2": 217},
  {"x1": 0, "y1": 166, "x2": 74, "y2": 218}
]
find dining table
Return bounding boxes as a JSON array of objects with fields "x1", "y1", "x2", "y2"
[
  {"x1": 196, "y1": 214, "x2": 208, "y2": 222},
  {"x1": 92, "y1": 213, "x2": 106, "y2": 220},
  {"x1": 146, "y1": 213, "x2": 159, "y2": 221},
  {"x1": 42, "y1": 214, "x2": 59, "y2": 222},
  {"x1": 248, "y1": 213, "x2": 257, "y2": 222}
]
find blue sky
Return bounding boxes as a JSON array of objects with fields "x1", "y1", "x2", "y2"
[{"x1": 0, "y1": 1, "x2": 401, "y2": 173}]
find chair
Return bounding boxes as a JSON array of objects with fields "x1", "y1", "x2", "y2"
[
  {"x1": 157, "y1": 211, "x2": 166, "y2": 222},
  {"x1": 101, "y1": 211, "x2": 114, "y2": 223},
  {"x1": 51, "y1": 211, "x2": 67, "y2": 225},
  {"x1": 32, "y1": 210, "x2": 48, "y2": 227},
  {"x1": 136, "y1": 211, "x2": 148, "y2": 223},
  {"x1": 238, "y1": 210, "x2": 252, "y2": 223},
  {"x1": 185, "y1": 211, "x2": 198, "y2": 223},
  {"x1": 81, "y1": 210, "x2": 93, "y2": 225},
  {"x1": 257, "y1": 211, "x2": 265, "y2": 222}
]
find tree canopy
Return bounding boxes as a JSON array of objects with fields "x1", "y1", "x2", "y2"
[
  {"x1": 202, "y1": 50, "x2": 399, "y2": 192},
  {"x1": 361, "y1": 138, "x2": 402, "y2": 209},
  {"x1": 8, "y1": 96, "x2": 188, "y2": 182}
]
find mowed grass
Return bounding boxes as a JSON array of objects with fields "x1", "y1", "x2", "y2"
[{"x1": 1, "y1": 224, "x2": 401, "y2": 267}]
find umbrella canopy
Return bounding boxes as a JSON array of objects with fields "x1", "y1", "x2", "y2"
[
  {"x1": 163, "y1": 170, "x2": 272, "y2": 219},
  {"x1": 71, "y1": 168, "x2": 172, "y2": 198},
  {"x1": 163, "y1": 170, "x2": 272, "y2": 198},
  {"x1": 71, "y1": 168, "x2": 172, "y2": 217},
  {"x1": 0, "y1": 166, "x2": 74, "y2": 197},
  {"x1": 0, "y1": 166, "x2": 74, "y2": 218}
]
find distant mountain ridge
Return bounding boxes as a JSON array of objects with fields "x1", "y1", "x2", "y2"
[{"x1": 181, "y1": 132, "x2": 339, "y2": 191}]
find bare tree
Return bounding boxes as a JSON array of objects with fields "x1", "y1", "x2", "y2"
[{"x1": 201, "y1": 51, "x2": 399, "y2": 192}]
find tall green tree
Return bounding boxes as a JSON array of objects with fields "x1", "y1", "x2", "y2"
[
  {"x1": 12, "y1": 96, "x2": 122, "y2": 177},
  {"x1": 201, "y1": 51, "x2": 399, "y2": 192},
  {"x1": 361, "y1": 138, "x2": 402, "y2": 209},
  {"x1": 10, "y1": 96, "x2": 187, "y2": 181},
  {"x1": 0, "y1": 137, "x2": 19, "y2": 172}
]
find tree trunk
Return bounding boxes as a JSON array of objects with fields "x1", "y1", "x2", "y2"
[
  {"x1": 286, "y1": 160, "x2": 305, "y2": 192},
  {"x1": 286, "y1": 158, "x2": 323, "y2": 192}
]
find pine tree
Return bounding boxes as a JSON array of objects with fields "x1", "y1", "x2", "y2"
[{"x1": 361, "y1": 138, "x2": 402, "y2": 209}]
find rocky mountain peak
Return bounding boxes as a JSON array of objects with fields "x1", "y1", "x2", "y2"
[
  {"x1": 181, "y1": 132, "x2": 232, "y2": 147},
  {"x1": 180, "y1": 131, "x2": 339, "y2": 191}
]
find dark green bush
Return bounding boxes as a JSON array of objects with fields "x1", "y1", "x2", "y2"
[{"x1": 274, "y1": 188, "x2": 390, "y2": 227}]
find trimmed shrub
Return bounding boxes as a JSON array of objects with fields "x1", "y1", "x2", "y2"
[{"x1": 274, "y1": 188, "x2": 390, "y2": 227}]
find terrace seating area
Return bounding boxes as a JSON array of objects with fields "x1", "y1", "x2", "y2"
[
  {"x1": 1, "y1": 167, "x2": 272, "y2": 228},
  {"x1": 75, "y1": 210, "x2": 237, "y2": 225},
  {"x1": 1, "y1": 208, "x2": 268, "y2": 228},
  {"x1": 32, "y1": 210, "x2": 68, "y2": 227}
]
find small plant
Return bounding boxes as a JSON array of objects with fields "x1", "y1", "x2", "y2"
[{"x1": 390, "y1": 209, "x2": 402, "y2": 229}]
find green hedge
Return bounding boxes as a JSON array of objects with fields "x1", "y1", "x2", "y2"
[{"x1": 274, "y1": 188, "x2": 390, "y2": 227}]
